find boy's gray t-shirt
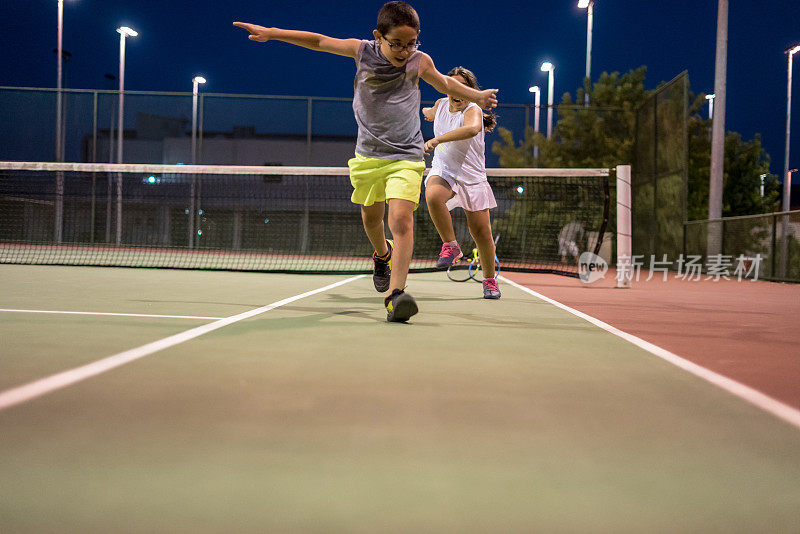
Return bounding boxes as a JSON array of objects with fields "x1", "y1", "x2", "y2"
[{"x1": 352, "y1": 40, "x2": 424, "y2": 162}]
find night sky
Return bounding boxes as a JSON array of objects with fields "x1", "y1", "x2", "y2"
[{"x1": 1, "y1": 0, "x2": 798, "y2": 182}]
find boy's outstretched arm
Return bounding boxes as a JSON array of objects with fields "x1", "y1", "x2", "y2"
[
  {"x1": 418, "y1": 54, "x2": 498, "y2": 110},
  {"x1": 233, "y1": 22, "x2": 360, "y2": 58}
]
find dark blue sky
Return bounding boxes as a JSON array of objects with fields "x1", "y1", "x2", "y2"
[{"x1": 1, "y1": 1, "x2": 798, "y2": 179}]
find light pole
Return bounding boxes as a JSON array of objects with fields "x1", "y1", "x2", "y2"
[
  {"x1": 780, "y1": 45, "x2": 800, "y2": 278},
  {"x1": 115, "y1": 25, "x2": 137, "y2": 246},
  {"x1": 540, "y1": 62, "x2": 555, "y2": 139},
  {"x1": 578, "y1": 0, "x2": 593, "y2": 106},
  {"x1": 104, "y1": 73, "x2": 115, "y2": 244},
  {"x1": 760, "y1": 173, "x2": 767, "y2": 198},
  {"x1": 783, "y1": 45, "x2": 799, "y2": 214},
  {"x1": 56, "y1": 0, "x2": 64, "y2": 163},
  {"x1": 705, "y1": 93, "x2": 715, "y2": 119},
  {"x1": 54, "y1": 0, "x2": 65, "y2": 243},
  {"x1": 116, "y1": 26, "x2": 137, "y2": 165},
  {"x1": 708, "y1": 0, "x2": 728, "y2": 258},
  {"x1": 191, "y1": 76, "x2": 206, "y2": 165},
  {"x1": 528, "y1": 86, "x2": 541, "y2": 159},
  {"x1": 189, "y1": 76, "x2": 206, "y2": 248}
]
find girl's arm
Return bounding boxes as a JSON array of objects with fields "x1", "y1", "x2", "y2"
[
  {"x1": 418, "y1": 54, "x2": 498, "y2": 110},
  {"x1": 422, "y1": 98, "x2": 444, "y2": 121},
  {"x1": 233, "y1": 22, "x2": 360, "y2": 58},
  {"x1": 424, "y1": 106, "x2": 483, "y2": 154}
]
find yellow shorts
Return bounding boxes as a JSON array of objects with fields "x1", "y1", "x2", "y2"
[{"x1": 348, "y1": 153, "x2": 425, "y2": 209}]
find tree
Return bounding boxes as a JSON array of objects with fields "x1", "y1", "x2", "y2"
[
  {"x1": 492, "y1": 67, "x2": 780, "y2": 219},
  {"x1": 492, "y1": 67, "x2": 648, "y2": 169},
  {"x1": 686, "y1": 93, "x2": 780, "y2": 220}
]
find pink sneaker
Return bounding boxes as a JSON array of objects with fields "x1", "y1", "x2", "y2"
[
  {"x1": 437, "y1": 242, "x2": 463, "y2": 268},
  {"x1": 483, "y1": 277, "x2": 501, "y2": 299}
]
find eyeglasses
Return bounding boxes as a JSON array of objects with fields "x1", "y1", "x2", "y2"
[{"x1": 382, "y1": 39, "x2": 420, "y2": 52}]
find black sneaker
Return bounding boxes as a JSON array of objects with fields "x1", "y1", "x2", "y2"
[
  {"x1": 372, "y1": 239, "x2": 393, "y2": 292},
  {"x1": 384, "y1": 289, "x2": 418, "y2": 323}
]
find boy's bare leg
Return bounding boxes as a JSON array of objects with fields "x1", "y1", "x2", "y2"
[
  {"x1": 424, "y1": 176, "x2": 457, "y2": 242},
  {"x1": 386, "y1": 198, "x2": 415, "y2": 291},
  {"x1": 360, "y1": 203, "x2": 389, "y2": 256},
  {"x1": 465, "y1": 208, "x2": 496, "y2": 278}
]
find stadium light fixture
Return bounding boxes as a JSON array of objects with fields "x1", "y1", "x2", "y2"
[
  {"x1": 117, "y1": 26, "x2": 138, "y2": 37},
  {"x1": 540, "y1": 62, "x2": 555, "y2": 139},
  {"x1": 705, "y1": 93, "x2": 715, "y2": 119}
]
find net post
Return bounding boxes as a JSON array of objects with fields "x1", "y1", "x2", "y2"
[{"x1": 616, "y1": 164, "x2": 632, "y2": 288}]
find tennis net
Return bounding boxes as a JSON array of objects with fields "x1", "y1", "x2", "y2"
[{"x1": 0, "y1": 162, "x2": 612, "y2": 276}]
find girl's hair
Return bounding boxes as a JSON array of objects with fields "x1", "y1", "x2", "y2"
[
  {"x1": 377, "y1": 1, "x2": 420, "y2": 35},
  {"x1": 447, "y1": 66, "x2": 498, "y2": 132}
]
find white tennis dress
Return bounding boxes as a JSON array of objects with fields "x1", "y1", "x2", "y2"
[{"x1": 427, "y1": 99, "x2": 497, "y2": 212}]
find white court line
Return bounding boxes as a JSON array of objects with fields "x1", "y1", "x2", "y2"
[
  {"x1": 499, "y1": 275, "x2": 800, "y2": 431},
  {"x1": 0, "y1": 275, "x2": 365, "y2": 411},
  {"x1": 0, "y1": 308, "x2": 225, "y2": 320}
]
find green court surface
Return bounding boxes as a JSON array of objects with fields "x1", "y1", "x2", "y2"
[{"x1": 1, "y1": 265, "x2": 799, "y2": 533}]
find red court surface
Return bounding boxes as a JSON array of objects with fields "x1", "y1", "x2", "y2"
[{"x1": 504, "y1": 270, "x2": 800, "y2": 409}]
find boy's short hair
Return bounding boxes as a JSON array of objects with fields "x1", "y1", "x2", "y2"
[{"x1": 377, "y1": 1, "x2": 420, "y2": 35}]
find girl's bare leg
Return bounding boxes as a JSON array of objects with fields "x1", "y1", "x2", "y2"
[
  {"x1": 424, "y1": 176, "x2": 456, "y2": 243},
  {"x1": 465, "y1": 208, "x2": 496, "y2": 278}
]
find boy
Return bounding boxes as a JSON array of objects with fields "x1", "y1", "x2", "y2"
[{"x1": 234, "y1": 1, "x2": 498, "y2": 322}]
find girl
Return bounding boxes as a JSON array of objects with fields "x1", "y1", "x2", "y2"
[{"x1": 422, "y1": 66, "x2": 500, "y2": 299}]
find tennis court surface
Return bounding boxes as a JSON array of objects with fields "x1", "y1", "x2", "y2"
[{"x1": 2, "y1": 264, "x2": 799, "y2": 532}]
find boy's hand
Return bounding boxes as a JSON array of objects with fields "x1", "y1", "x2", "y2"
[
  {"x1": 233, "y1": 22, "x2": 272, "y2": 42},
  {"x1": 424, "y1": 138, "x2": 440, "y2": 155},
  {"x1": 477, "y1": 89, "x2": 499, "y2": 110}
]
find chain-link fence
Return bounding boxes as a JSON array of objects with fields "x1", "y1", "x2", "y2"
[
  {"x1": 683, "y1": 210, "x2": 800, "y2": 282},
  {"x1": 0, "y1": 86, "x2": 534, "y2": 168},
  {"x1": 631, "y1": 71, "x2": 688, "y2": 265}
]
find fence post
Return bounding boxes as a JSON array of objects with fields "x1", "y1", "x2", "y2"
[
  {"x1": 682, "y1": 221, "x2": 686, "y2": 260},
  {"x1": 771, "y1": 214, "x2": 778, "y2": 278},
  {"x1": 299, "y1": 98, "x2": 312, "y2": 253},
  {"x1": 306, "y1": 98, "x2": 313, "y2": 166}
]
